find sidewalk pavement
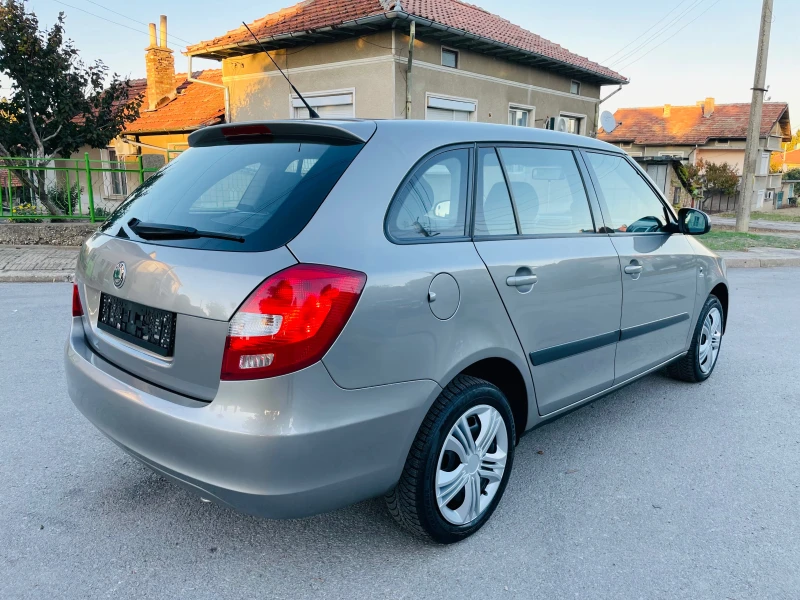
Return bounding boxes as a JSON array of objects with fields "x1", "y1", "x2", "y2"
[
  {"x1": 2, "y1": 243, "x2": 800, "y2": 283},
  {"x1": 710, "y1": 215, "x2": 800, "y2": 233},
  {"x1": 0, "y1": 246, "x2": 79, "y2": 282}
]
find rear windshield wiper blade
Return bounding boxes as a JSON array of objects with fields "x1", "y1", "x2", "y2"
[{"x1": 127, "y1": 218, "x2": 245, "y2": 243}]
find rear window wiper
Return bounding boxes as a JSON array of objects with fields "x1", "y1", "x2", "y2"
[{"x1": 127, "y1": 218, "x2": 245, "y2": 243}]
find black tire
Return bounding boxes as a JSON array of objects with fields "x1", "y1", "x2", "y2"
[
  {"x1": 666, "y1": 294, "x2": 724, "y2": 383},
  {"x1": 385, "y1": 375, "x2": 516, "y2": 544}
]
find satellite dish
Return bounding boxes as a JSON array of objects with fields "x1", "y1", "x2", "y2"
[{"x1": 600, "y1": 111, "x2": 617, "y2": 133}]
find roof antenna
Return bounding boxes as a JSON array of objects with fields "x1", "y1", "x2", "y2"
[{"x1": 241, "y1": 22, "x2": 320, "y2": 119}]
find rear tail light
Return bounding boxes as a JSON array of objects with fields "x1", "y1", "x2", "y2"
[
  {"x1": 221, "y1": 264, "x2": 367, "y2": 380},
  {"x1": 72, "y1": 283, "x2": 84, "y2": 317}
]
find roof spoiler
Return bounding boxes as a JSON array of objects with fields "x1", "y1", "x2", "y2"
[{"x1": 188, "y1": 121, "x2": 368, "y2": 147}]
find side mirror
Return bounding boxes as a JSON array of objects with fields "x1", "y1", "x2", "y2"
[{"x1": 678, "y1": 207, "x2": 711, "y2": 235}]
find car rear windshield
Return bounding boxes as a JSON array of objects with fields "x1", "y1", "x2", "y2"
[{"x1": 100, "y1": 140, "x2": 364, "y2": 252}]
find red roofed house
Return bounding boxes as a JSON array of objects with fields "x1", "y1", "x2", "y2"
[
  {"x1": 599, "y1": 98, "x2": 791, "y2": 211},
  {"x1": 59, "y1": 16, "x2": 225, "y2": 214},
  {"x1": 185, "y1": 0, "x2": 626, "y2": 133}
]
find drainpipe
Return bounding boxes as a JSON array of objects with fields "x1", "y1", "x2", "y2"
[
  {"x1": 405, "y1": 21, "x2": 415, "y2": 119},
  {"x1": 594, "y1": 84, "x2": 623, "y2": 138},
  {"x1": 187, "y1": 55, "x2": 231, "y2": 123}
]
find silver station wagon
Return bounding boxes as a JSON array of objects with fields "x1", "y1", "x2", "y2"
[{"x1": 65, "y1": 119, "x2": 728, "y2": 543}]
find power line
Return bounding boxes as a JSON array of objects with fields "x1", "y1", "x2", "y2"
[
  {"x1": 601, "y1": 0, "x2": 691, "y2": 63},
  {"x1": 49, "y1": 0, "x2": 188, "y2": 51},
  {"x1": 616, "y1": 0, "x2": 723, "y2": 71},
  {"x1": 80, "y1": 0, "x2": 196, "y2": 46},
  {"x1": 609, "y1": 0, "x2": 707, "y2": 68}
]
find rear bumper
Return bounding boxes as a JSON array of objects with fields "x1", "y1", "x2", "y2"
[{"x1": 64, "y1": 318, "x2": 439, "y2": 519}]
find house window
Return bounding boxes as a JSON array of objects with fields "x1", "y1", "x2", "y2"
[
  {"x1": 292, "y1": 90, "x2": 354, "y2": 119},
  {"x1": 106, "y1": 149, "x2": 127, "y2": 197},
  {"x1": 715, "y1": 139, "x2": 730, "y2": 146},
  {"x1": 658, "y1": 151, "x2": 685, "y2": 159},
  {"x1": 508, "y1": 105, "x2": 534, "y2": 127},
  {"x1": 620, "y1": 143, "x2": 633, "y2": 149},
  {"x1": 426, "y1": 95, "x2": 475, "y2": 122},
  {"x1": 561, "y1": 115, "x2": 583, "y2": 135},
  {"x1": 441, "y1": 48, "x2": 458, "y2": 69},
  {"x1": 570, "y1": 80, "x2": 581, "y2": 95}
]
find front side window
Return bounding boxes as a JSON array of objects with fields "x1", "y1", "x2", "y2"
[
  {"x1": 475, "y1": 148, "x2": 517, "y2": 236},
  {"x1": 386, "y1": 149, "x2": 470, "y2": 241},
  {"x1": 586, "y1": 152, "x2": 671, "y2": 233},
  {"x1": 497, "y1": 147, "x2": 595, "y2": 235}
]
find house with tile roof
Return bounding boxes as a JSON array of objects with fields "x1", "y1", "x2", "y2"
[
  {"x1": 599, "y1": 98, "x2": 791, "y2": 211},
  {"x1": 58, "y1": 16, "x2": 225, "y2": 213},
  {"x1": 185, "y1": 0, "x2": 626, "y2": 134}
]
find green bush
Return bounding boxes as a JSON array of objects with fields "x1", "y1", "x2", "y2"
[{"x1": 47, "y1": 182, "x2": 82, "y2": 215}]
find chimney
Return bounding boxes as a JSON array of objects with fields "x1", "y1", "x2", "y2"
[
  {"x1": 703, "y1": 97, "x2": 715, "y2": 118},
  {"x1": 663, "y1": 104, "x2": 671, "y2": 118},
  {"x1": 144, "y1": 15, "x2": 176, "y2": 111}
]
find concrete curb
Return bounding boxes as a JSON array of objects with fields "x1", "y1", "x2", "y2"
[
  {"x1": 722, "y1": 258, "x2": 800, "y2": 269},
  {"x1": 0, "y1": 271, "x2": 74, "y2": 283}
]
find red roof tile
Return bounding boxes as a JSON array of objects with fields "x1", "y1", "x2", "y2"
[
  {"x1": 186, "y1": 0, "x2": 626, "y2": 83},
  {"x1": 599, "y1": 102, "x2": 790, "y2": 146},
  {"x1": 124, "y1": 70, "x2": 225, "y2": 134}
]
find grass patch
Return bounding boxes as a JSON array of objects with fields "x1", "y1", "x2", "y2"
[
  {"x1": 718, "y1": 211, "x2": 800, "y2": 222},
  {"x1": 700, "y1": 230, "x2": 800, "y2": 252}
]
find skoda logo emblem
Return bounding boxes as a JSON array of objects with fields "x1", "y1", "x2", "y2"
[{"x1": 113, "y1": 262, "x2": 126, "y2": 288}]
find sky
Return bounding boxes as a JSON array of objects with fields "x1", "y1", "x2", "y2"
[{"x1": 10, "y1": 0, "x2": 800, "y2": 124}]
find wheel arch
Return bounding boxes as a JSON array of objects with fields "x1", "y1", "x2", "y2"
[
  {"x1": 455, "y1": 357, "x2": 530, "y2": 443},
  {"x1": 710, "y1": 282, "x2": 729, "y2": 332}
]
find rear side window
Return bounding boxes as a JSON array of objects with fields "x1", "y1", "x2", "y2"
[
  {"x1": 585, "y1": 152, "x2": 671, "y2": 233},
  {"x1": 497, "y1": 147, "x2": 595, "y2": 235},
  {"x1": 475, "y1": 148, "x2": 517, "y2": 236},
  {"x1": 386, "y1": 149, "x2": 470, "y2": 241},
  {"x1": 101, "y1": 141, "x2": 363, "y2": 252}
]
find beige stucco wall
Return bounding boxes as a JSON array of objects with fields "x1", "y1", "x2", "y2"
[{"x1": 218, "y1": 29, "x2": 604, "y2": 133}]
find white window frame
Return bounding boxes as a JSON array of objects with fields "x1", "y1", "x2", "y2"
[
  {"x1": 570, "y1": 80, "x2": 581, "y2": 95},
  {"x1": 288, "y1": 87, "x2": 356, "y2": 119},
  {"x1": 559, "y1": 111, "x2": 587, "y2": 136},
  {"x1": 658, "y1": 151, "x2": 685, "y2": 159},
  {"x1": 715, "y1": 139, "x2": 730, "y2": 146},
  {"x1": 619, "y1": 142, "x2": 633, "y2": 149},
  {"x1": 441, "y1": 46, "x2": 459, "y2": 69},
  {"x1": 508, "y1": 103, "x2": 535, "y2": 127},
  {"x1": 759, "y1": 151, "x2": 771, "y2": 175},
  {"x1": 425, "y1": 92, "x2": 477, "y2": 122},
  {"x1": 626, "y1": 151, "x2": 643, "y2": 157},
  {"x1": 100, "y1": 148, "x2": 128, "y2": 199}
]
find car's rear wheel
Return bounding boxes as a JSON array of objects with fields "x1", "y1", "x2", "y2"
[
  {"x1": 667, "y1": 294, "x2": 724, "y2": 382},
  {"x1": 386, "y1": 375, "x2": 515, "y2": 544}
]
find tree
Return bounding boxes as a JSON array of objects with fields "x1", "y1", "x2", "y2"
[
  {"x1": 686, "y1": 159, "x2": 741, "y2": 207},
  {"x1": 0, "y1": 1, "x2": 140, "y2": 214}
]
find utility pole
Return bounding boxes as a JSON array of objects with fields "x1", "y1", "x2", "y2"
[{"x1": 736, "y1": 0, "x2": 773, "y2": 232}]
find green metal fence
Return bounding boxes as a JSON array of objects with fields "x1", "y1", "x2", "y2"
[{"x1": 0, "y1": 150, "x2": 181, "y2": 223}]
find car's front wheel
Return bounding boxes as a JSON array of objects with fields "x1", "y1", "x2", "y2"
[
  {"x1": 386, "y1": 375, "x2": 515, "y2": 544},
  {"x1": 667, "y1": 294, "x2": 724, "y2": 382}
]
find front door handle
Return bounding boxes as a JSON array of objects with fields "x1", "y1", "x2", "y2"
[
  {"x1": 623, "y1": 265, "x2": 643, "y2": 275},
  {"x1": 506, "y1": 275, "x2": 538, "y2": 287}
]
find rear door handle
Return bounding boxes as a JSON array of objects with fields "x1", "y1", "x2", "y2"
[
  {"x1": 624, "y1": 265, "x2": 643, "y2": 275},
  {"x1": 506, "y1": 275, "x2": 538, "y2": 287}
]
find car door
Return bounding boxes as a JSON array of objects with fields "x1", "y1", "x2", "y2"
[
  {"x1": 583, "y1": 151, "x2": 697, "y2": 383},
  {"x1": 473, "y1": 146, "x2": 623, "y2": 416}
]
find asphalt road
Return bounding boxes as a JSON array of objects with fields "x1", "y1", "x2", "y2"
[{"x1": 2, "y1": 270, "x2": 799, "y2": 600}]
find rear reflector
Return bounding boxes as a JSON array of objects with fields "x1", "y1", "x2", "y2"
[
  {"x1": 72, "y1": 283, "x2": 83, "y2": 317},
  {"x1": 221, "y1": 264, "x2": 366, "y2": 380}
]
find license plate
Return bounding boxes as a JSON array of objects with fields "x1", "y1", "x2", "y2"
[{"x1": 97, "y1": 293, "x2": 176, "y2": 357}]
